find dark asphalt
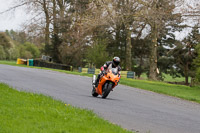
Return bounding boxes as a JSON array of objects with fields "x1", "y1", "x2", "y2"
[{"x1": 1, "y1": 64, "x2": 200, "y2": 133}]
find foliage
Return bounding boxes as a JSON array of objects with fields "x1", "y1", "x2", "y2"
[
  {"x1": 6, "y1": 30, "x2": 26, "y2": 44},
  {"x1": 18, "y1": 42, "x2": 40, "y2": 59},
  {"x1": 136, "y1": 0, "x2": 182, "y2": 80},
  {"x1": 169, "y1": 42, "x2": 194, "y2": 84},
  {"x1": 0, "y1": 46, "x2": 6, "y2": 60},
  {"x1": 24, "y1": 42, "x2": 40, "y2": 58},
  {"x1": 168, "y1": 26, "x2": 199, "y2": 84},
  {"x1": 86, "y1": 39, "x2": 111, "y2": 68},
  {"x1": 8, "y1": 47, "x2": 20, "y2": 60},
  {"x1": 0, "y1": 32, "x2": 19, "y2": 60},
  {"x1": 195, "y1": 68, "x2": 200, "y2": 83},
  {"x1": 193, "y1": 44, "x2": 200, "y2": 82},
  {"x1": 0, "y1": 32, "x2": 12, "y2": 58},
  {"x1": 132, "y1": 39, "x2": 150, "y2": 78}
]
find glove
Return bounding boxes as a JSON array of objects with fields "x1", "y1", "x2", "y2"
[{"x1": 102, "y1": 70, "x2": 106, "y2": 75}]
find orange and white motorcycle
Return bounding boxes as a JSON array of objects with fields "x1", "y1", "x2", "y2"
[{"x1": 92, "y1": 68, "x2": 120, "y2": 99}]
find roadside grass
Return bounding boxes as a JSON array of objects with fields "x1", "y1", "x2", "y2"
[
  {"x1": 0, "y1": 83, "x2": 131, "y2": 133},
  {"x1": 0, "y1": 60, "x2": 19, "y2": 66},
  {"x1": 1, "y1": 60, "x2": 200, "y2": 104},
  {"x1": 139, "y1": 73, "x2": 189, "y2": 83}
]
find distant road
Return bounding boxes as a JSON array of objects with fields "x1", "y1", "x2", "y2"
[{"x1": 1, "y1": 64, "x2": 200, "y2": 133}]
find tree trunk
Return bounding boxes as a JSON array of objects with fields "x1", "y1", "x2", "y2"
[
  {"x1": 57, "y1": 0, "x2": 65, "y2": 35},
  {"x1": 149, "y1": 23, "x2": 158, "y2": 80},
  {"x1": 43, "y1": 0, "x2": 50, "y2": 54},
  {"x1": 138, "y1": 56, "x2": 143, "y2": 78},
  {"x1": 52, "y1": 0, "x2": 62, "y2": 63},
  {"x1": 126, "y1": 29, "x2": 132, "y2": 71},
  {"x1": 53, "y1": 0, "x2": 58, "y2": 34},
  {"x1": 185, "y1": 63, "x2": 189, "y2": 85}
]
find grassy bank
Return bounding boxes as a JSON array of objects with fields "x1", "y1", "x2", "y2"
[
  {"x1": 1, "y1": 60, "x2": 200, "y2": 104},
  {"x1": 0, "y1": 83, "x2": 131, "y2": 133}
]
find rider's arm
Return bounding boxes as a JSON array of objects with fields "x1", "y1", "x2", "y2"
[
  {"x1": 101, "y1": 61, "x2": 112, "y2": 71},
  {"x1": 100, "y1": 64, "x2": 107, "y2": 71}
]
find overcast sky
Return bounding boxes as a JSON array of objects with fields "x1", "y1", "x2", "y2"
[
  {"x1": 0, "y1": 0, "x2": 28, "y2": 31},
  {"x1": 0, "y1": 0, "x2": 198, "y2": 40}
]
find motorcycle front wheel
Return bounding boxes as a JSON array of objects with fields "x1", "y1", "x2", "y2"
[{"x1": 102, "y1": 82, "x2": 113, "y2": 99}]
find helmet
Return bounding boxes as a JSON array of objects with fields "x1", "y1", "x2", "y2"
[{"x1": 112, "y1": 57, "x2": 120, "y2": 67}]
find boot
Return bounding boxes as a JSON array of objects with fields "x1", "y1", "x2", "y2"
[{"x1": 95, "y1": 77, "x2": 100, "y2": 87}]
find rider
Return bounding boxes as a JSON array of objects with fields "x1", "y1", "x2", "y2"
[{"x1": 94, "y1": 57, "x2": 121, "y2": 87}]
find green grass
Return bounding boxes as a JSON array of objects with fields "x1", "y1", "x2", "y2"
[
  {"x1": 0, "y1": 60, "x2": 19, "y2": 66},
  {"x1": 0, "y1": 83, "x2": 131, "y2": 133},
  {"x1": 139, "y1": 73, "x2": 189, "y2": 83},
  {"x1": 162, "y1": 73, "x2": 191, "y2": 83},
  {"x1": 1, "y1": 60, "x2": 200, "y2": 104}
]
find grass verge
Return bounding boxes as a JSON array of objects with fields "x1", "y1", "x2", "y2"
[
  {"x1": 0, "y1": 83, "x2": 131, "y2": 133},
  {"x1": 139, "y1": 72, "x2": 189, "y2": 83},
  {"x1": 1, "y1": 60, "x2": 200, "y2": 104}
]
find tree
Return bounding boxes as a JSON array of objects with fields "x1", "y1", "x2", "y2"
[
  {"x1": 137, "y1": 0, "x2": 182, "y2": 80},
  {"x1": 169, "y1": 42, "x2": 195, "y2": 85},
  {"x1": 0, "y1": 32, "x2": 12, "y2": 60},
  {"x1": 169, "y1": 26, "x2": 199, "y2": 85},
  {"x1": 0, "y1": 46, "x2": 6, "y2": 60},
  {"x1": 132, "y1": 39, "x2": 150, "y2": 78},
  {"x1": 17, "y1": 42, "x2": 40, "y2": 59},
  {"x1": 24, "y1": 42, "x2": 40, "y2": 58},
  {"x1": 86, "y1": 39, "x2": 111, "y2": 68},
  {"x1": 193, "y1": 44, "x2": 200, "y2": 83},
  {"x1": 0, "y1": 33, "x2": 12, "y2": 49},
  {"x1": 78, "y1": 0, "x2": 142, "y2": 70}
]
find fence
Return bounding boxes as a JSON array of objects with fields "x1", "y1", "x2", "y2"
[
  {"x1": 34, "y1": 60, "x2": 73, "y2": 71},
  {"x1": 17, "y1": 58, "x2": 73, "y2": 71}
]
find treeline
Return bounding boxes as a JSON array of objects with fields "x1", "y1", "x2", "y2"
[
  {"x1": 2, "y1": 0, "x2": 200, "y2": 84},
  {"x1": 0, "y1": 31, "x2": 41, "y2": 60}
]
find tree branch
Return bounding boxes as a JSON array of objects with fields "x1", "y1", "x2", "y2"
[{"x1": 0, "y1": 2, "x2": 28, "y2": 15}]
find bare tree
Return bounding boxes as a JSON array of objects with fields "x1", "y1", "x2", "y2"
[{"x1": 136, "y1": 0, "x2": 182, "y2": 80}]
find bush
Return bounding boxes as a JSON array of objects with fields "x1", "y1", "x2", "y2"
[
  {"x1": 195, "y1": 68, "x2": 200, "y2": 83},
  {"x1": 24, "y1": 42, "x2": 40, "y2": 58},
  {"x1": 17, "y1": 42, "x2": 40, "y2": 59},
  {"x1": 0, "y1": 46, "x2": 6, "y2": 60}
]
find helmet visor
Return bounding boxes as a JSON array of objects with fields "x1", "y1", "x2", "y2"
[{"x1": 113, "y1": 61, "x2": 120, "y2": 66}]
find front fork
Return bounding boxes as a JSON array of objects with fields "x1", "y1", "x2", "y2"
[{"x1": 92, "y1": 75, "x2": 96, "y2": 86}]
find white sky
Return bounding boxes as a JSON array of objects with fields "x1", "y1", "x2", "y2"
[
  {"x1": 0, "y1": 0, "x2": 28, "y2": 31},
  {"x1": 0, "y1": 0, "x2": 198, "y2": 41}
]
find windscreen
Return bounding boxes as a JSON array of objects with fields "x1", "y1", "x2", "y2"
[{"x1": 111, "y1": 68, "x2": 118, "y2": 75}]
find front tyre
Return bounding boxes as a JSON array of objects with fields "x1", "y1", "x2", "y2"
[{"x1": 102, "y1": 83, "x2": 113, "y2": 99}]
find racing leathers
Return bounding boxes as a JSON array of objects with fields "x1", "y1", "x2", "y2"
[{"x1": 95, "y1": 61, "x2": 121, "y2": 87}]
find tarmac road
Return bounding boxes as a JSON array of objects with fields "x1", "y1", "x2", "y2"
[{"x1": 1, "y1": 64, "x2": 200, "y2": 133}]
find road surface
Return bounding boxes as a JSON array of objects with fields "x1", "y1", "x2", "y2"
[{"x1": 1, "y1": 64, "x2": 200, "y2": 133}]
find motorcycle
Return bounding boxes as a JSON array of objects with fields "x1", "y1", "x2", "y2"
[{"x1": 92, "y1": 68, "x2": 120, "y2": 99}]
